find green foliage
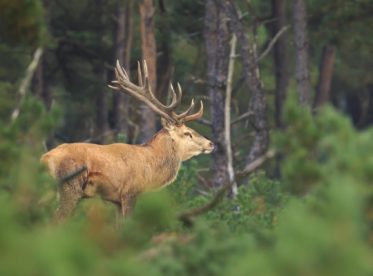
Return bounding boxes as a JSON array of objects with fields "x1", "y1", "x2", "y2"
[
  {"x1": 1, "y1": 88, "x2": 373, "y2": 275},
  {"x1": 0, "y1": 0, "x2": 47, "y2": 46},
  {"x1": 1, "y1": 0, "x2": 373, "y2": 274}
]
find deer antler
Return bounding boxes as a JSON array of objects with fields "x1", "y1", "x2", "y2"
[{"x1": 109, "y1": 60, "x2": 203, "y2": 125}]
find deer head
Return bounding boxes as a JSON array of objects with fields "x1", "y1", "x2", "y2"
[{"x1": 109, "y1": 60, "x2": 214, "y2": 161}]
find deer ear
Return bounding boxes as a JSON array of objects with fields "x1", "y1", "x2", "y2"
[{"x1": 161, "y1": 118, "x2": 175, "y2": 130}]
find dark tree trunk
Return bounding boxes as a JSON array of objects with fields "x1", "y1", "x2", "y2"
[
  {"x1": 95, "y1": 69, "x2": 109, "y2": 141},
  {"x1": 314, "y1": 44, "x2": 336, "y2": 108},
  {"x1": 204, "y1": 0, "x2": 230, "y2": 189},
  {"x1": 271, "y1": 0, "x2": 289, "y2": 177},
  {"x1": 139, "y1": 0, "x2": 157, "y2": 142},
  {"x1": 157, "y1": 2, "x2": 172, "y2": 105},
  {"x1": 32, "y1": 57, "x2": 52, "y2": 110},
  {"x1": 272, "y1": 0, "x2": 288, "y2": 128},
  {"x1": 293, "y1": 0, "x2": 311, "y2": 106},
  {"x1": 33, "y1": 0, "x2": 52, "y2": 110},
  {"x1": 221, "y1": 0, "x2": 269, "y2": 167},
  {"x1": 94, "y1": 0, "x2": 109, "y2": 142},
  {"x1": 32, "y1": 57, "x2": 43, "y2": 97},
  {"x1": 112, "y1": 0, "x2": 133, "y2": 142}
]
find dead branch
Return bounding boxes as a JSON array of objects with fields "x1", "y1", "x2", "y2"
[
  {"x1": 236, "y1": 150, "x2": 275, "y2": 180},
  {"x1": 225, "y1": 34, "x2": 238, "y2": 197},
  {"x1": 11, "y1": 47, "x2": 43, "y2": 122},
  {"x1": 231, "y1": 111, "x2": 253, "y2": 126},
  {"x1": 196, "y1": 118, "x2": 212, "y2": 126},
  {"x1": 256, "y1": 25, "x2": 290, "y2": 62},
  {"x1": 177, "y1": 149, "x2": 275, "y2": 226}
]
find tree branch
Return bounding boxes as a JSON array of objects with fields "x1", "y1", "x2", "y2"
[
  {"x1": 11, "y1": 47, "x2": 43, "y2": 122},
  {"x1": 256, "y1": 25, "x2": 290, "y2": 62},
  {"x1": 177, "y1": 149, "x2": 275, "y2": 226},
  {"x1": 236, "y1": 149, "x2": 275, "y2": 180},
  {"x1": 231, "y1": 111, "x2": 253, "y2": 126},
  {"x1": 196, "y1": 118, "x2": 212, "y2": 126}
]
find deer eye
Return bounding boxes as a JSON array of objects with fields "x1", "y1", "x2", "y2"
[{"x1": 184, "y1": 132, "x2": 193, "y2": 138}]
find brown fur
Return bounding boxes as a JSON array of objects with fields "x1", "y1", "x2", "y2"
[{"x1": 41, "y1": 124, "x2": 213, "y2": 222}]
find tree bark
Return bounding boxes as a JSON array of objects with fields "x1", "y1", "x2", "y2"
[
  {"x1": 95, "y1": 69, "x2": 109, "y2": 142},
  {"x1": 33, "y1": 0, "x2": 52, "y2": 110},
  {"x1": 139, "y1": 0, "x2": 157, "y2": 142},
  {"x1": 272, "y1": 0, "x2": 288, "y2": 128},
  {"x1": 112, "y1": 0, "x2": 133, "y2": 142},
  {"x1": 157, "y1": 2, "x2": 172, "y2": 105},
  {"x1": 33, "y1": 56, "x2": 52, "y2": 110},
  {"x1": 204, "y1": 0, "x2": 230, "y2": 189},
  {"x1": 293, "y1": 0, "x2": 311, "y2": 106},
  {"x1": 94, "y1": 0, "x2": 109, "y2": 142},
  {"x1": 314, "y1": 44, "x2": 336, "y2": 108},
  {"x1": 221, "y1": 0, "x2": 269, "y2": 167}
]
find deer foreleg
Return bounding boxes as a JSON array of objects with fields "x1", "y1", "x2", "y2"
[{"x1": 119, "y1": 192, "x2": 138, "y2": 218}]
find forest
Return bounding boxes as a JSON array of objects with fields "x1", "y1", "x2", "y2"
[{"x1": 0, "y1": 0, "x2": 373, "y2": 275}]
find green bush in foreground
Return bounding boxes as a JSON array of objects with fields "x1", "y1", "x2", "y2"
[{"x1": 0, "y1": 94, "x2": 373, "y2": 275}]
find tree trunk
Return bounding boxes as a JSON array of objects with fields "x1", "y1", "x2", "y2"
[
  {"x1": 204, "y1": 0, "x2": 230, "y2": 189},
  {"x1": 112, "y1": 0, "x2": 133, "y2": 142},
  {"x1": 139, "y1": 0, "x2": 157, "y2": 142},
  {"x1": 95, "y1": 70, "x2": 109, "y2": 142},
  {"x1": 157, "y1": 1, "x2": 172, "y2": 105},
  {"x1": 33, "y1": 0, "x2": 52, "y2": 110},
  {"x1": 272, "y1": 0, "x2": 288, "y2": 128},
  {"x1": 314, "y1": 44, "x2": 336, "y2": 108},
  {"x1": 32, "y1": 56, "x2": 52, "y2": 110},
  {"x1": 293, "y1": 0, "x2": 311, "y2": 106},
  {"x1": 221, "y1": 0, "x2": 269, "y2": 167},
  {"x1": 94, "y1": 0, "x2": 109, "y2": 142},
  {"x1": 271, "y1": 0, "x2": 289, "y2": 177}
]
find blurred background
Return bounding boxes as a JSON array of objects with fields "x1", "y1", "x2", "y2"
[{"x1": 0, "y1": 0, "x2": 373, "y2": 275}]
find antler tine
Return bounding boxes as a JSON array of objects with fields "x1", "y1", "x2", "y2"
[
  {"x1": 172, "y1": 98, "x2": 195, "y2": 121},
  {"x1": 109, "y1": 60, "x2": 177, "y2": 124},
  {"x1": 113, "y1": 61, "x2": 139, "y2": 93},
  {"x1": 116, "y1": 60, "x2": 129, "y2": 80},
  {"x1": 141, "y1": 60, "x2": 157, "y2": 98},
  {"x1": 138, "y1": 60, "x2": 181, "y2": 112},
  {"x1": 183, "y1": 100, "x2": 204, "y2": 122},
  {"x1": 166, "y1": 83, "x2": 182, "y2": 110},
  {"x1": 109, "y1": 59, "x2": 204, "y2": 125}
]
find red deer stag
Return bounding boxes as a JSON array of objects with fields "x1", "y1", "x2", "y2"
[{"x1": 41, "y1": 60, "x2": 214, "y2": 222}]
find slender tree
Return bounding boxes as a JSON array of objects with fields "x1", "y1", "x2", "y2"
[
  {"x1": 293, "y1": 0, "x2": 311, "y2": 106},
  {"x1": 225, "y1": 34, "x2": 238, "y2": 197},
  {"x1": 94, "y1": 0, "x2": 109, "y2": 142},
  {"x1": 221, "y1": 0, "x2": 269, "y2": 167},
  {"x1": 139, "y1": 0, "x2": 157, "y2": 142},
  {"x1": 314, "y1": 44, "x2": 336, "y2": 108},
  {"x1": 32, "y1": 0, "x2": 52, "y2": 110},
  {"x1": 272, "y1": 0, "x2": 289, "y2": 128},
  {"x1": 112, "y1": 0, "x2": 133, "y2": 141},
  {"x1": 204, "y1": 0, "x2": 230, "y2": 188},
  {"x1": 157, "y1": 0, "x2": 172, "y2": 102}
]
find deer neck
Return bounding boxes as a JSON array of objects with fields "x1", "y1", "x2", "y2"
[{"x1": 143, "y1": 129, "x2": 182, "y2": 190}]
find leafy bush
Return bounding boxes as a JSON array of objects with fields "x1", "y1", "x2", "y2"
[{"x1": 0, "y1": 93, "x2": 373, "y2": 275}]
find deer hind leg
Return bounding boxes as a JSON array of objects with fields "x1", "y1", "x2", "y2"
[
  {"x1": 53, "y1": 159, "x2": 87, "y2": 223},
  {"x1": 54, "y1": 179, "x2": 83, "y2": 222}
]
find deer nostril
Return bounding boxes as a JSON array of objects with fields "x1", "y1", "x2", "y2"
[{"x1": 209, "y1": 142, "x2": 214, "y2": 148}]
